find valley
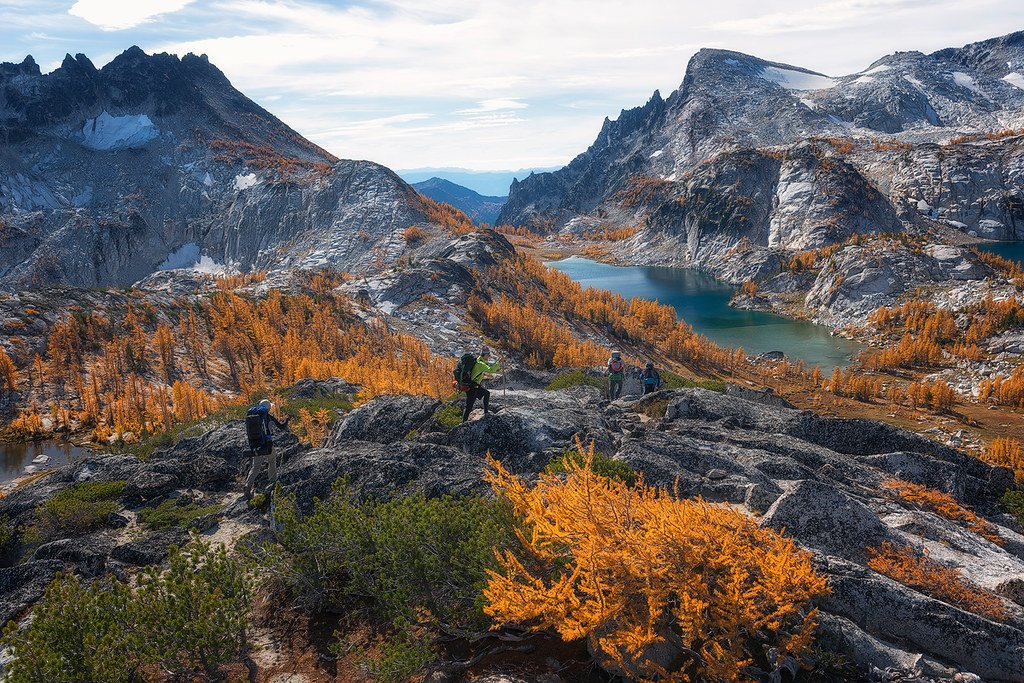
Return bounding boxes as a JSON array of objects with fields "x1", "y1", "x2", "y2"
[{"x1": 2, "y1": 28, "x2": 1024, "y2": 683}]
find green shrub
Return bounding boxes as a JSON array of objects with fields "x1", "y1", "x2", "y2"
[
  {"x1": 2, "y1": 535, "x2": 253, "y2": 682},
  {"x1": 546, "y1": 369, "x2": 607, "y2": 391},
  {"x1": 137, "y1": 499, "x2": 222, "y2": 530},
  {"x1": 25, "y1": 480, "x2": 125, "y2": 546},
  {"x1": 135, "y1": 536, "x2": 254, "y2": 679},
  {"x1": 267, "y1": 480, "x2": 517, "y2": 626},
  {"x1": 433, "y1": 403, "x2": 464, "y2": 432},
  {"x1": 661, "y1": 370, "x2": 726, "y2": 393},
  {"x1": 1, "y1": 572, "x2": 136, "y2": 682},
  {"x1": 339, "y1": 627, "x2": 437, "y2": 683},
  {"x1": 546, "y1": 447, "x2": 637, "y2": 487},
  {"x1": 1000, "y1": 490, "x2": 1024, "y2": 527}
]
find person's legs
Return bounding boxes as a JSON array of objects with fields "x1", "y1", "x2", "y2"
[
  {"x1": 463, "y1": 388, "x2": 479, "y2": 421},
  {"x1": 481, "y1": 387, "x2": 491, "y2": 413},
  {"x1": 267, "y1": 449, "x2": 277, "y2": 487},
  {"x1": 244, "y1": 453, "x2": 265, "y2": 497},
  {"x1": 611, "y1": 380, "x2": 622, "y2": 399}
]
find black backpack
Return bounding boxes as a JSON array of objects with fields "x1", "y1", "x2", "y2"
[
  {"x1": 245, "y1": 406, "x2": 272, "y2": 455},
  {"x1": 454, "y1": 353, "x2": 477, "y2": 388}
]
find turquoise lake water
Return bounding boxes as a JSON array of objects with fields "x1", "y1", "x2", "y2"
[
  {"x1": 545, "y1": 256, "x2": 864, "y2": 372},
  {"x1": 0, "y1": 440, "x2": 91, "y2": 485},
  {"x1": 974, "y1": 241, "x2": 1024, "y2": 265}
]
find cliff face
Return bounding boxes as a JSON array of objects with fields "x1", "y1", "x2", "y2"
[
  {"x1": 0, "y1": 47, "x2": 434, "y2": 289},
  {"x1": 498, "y1": 33, "x2": 1024, "y2": 281}
]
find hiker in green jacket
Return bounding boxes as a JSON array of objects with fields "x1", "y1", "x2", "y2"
[
  {"x1": 463, "y1": 345, "x2": 500, "y2": 421},
  {"x1": 607, "y1": 350, "x2": 626, "y2": 400}
]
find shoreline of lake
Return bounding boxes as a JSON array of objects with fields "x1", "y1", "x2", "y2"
[{"x1": 545, "y1": 256, "x2": 865, "y2": 372}]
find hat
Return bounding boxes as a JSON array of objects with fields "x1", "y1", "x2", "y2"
[
  {"x1": 611, "y1": 350, "x2": 621, "y2": 358},
  {"x1": 480, "y1": 345, "x2": 491, "y2": 356},
  {"x1": 645, "y1": 362, "x2": 654, "y2": 369},
  {"x1": 259, "y1": 398, "x2": 272, "y2": 409}
]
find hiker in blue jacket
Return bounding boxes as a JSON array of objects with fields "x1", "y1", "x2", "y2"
[
  {"x1": 641, "y1": 362, "x2": 662, "y2": 395},
  {"x1": 244, "y1": 398, "x2": 290, "y2": 499}
]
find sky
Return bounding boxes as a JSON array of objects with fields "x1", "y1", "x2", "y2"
[{"x1": 3, "y1": 1, "x2": 1024, "y2": 171}]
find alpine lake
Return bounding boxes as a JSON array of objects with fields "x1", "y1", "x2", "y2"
[
  {"x1": 0, "y1": 439, "x2": 91, "y2": 486},
  {"x1": 545, "y1": 241, "x2": 1024, "y2": 374},
  {"x1": 545, "y1": 256, "x2": 864, "y2": 372}
]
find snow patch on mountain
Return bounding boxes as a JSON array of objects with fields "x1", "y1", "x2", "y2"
[
  {"x1": 1003, "y1": 72, "x2": 1024, "y2": 90},
  {"x1": 952, "y1": 72, "x2": 986, "y2": 98},
  {"x1": 81, "y1": 112, "x2": 159, "y2": 151},
  {"x1": 759, "y1": 66, "x2": 836, "y2": 90},
  {"x1": 158, "y1": 243, "x2": 225, "y2": 274},
  {"x1": 234, "y1": 173, "x2": 258, "y2": 191}
]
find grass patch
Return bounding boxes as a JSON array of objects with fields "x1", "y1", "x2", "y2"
[
  {"x1": 26, "y1": 480, "x2": 125, "y2": 546},
  {"x1": 661, "y1": 370, "x2": 726, "y2": 393},
  {"x1": 138, "y1": 499, "x2": 222, "y2": 530},
  {"x1": 546, "y1": 447, "x2": 637, "y2": 486},
  {"x1": 546, "y1": 369, "x2": 607, "y2": 392}
]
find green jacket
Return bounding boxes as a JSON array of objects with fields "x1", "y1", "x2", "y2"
[{"x1": 470, "y1": 358, "x2": 499, "y2": 384}]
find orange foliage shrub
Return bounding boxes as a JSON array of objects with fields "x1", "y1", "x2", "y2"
[
  {"x1": 979, "y1": 367, "x2": 1024, "y2": 408},
  {"x1": 483, "y1": 443, "x2": 829, "y2": 682},
  {"x1": 403, "y1": 225, "x2": 427, "y2": 244},
  {"x1": 880, "y1": 480, "x2": 1002, "y2": 544},
  {"x1": 866, "y1": 542, "x2": 1007, "y2": 622},
  {"x1": 614, "y1": 174, "x2": 676, "y2": 209},
  {"x1": 904, "y1": 379, "x2": 956, "y2": 413},
  {"x1": 0, "y1": 346, "x2": 16, "y2": 391},
  {"x1": 413, "y1": 194, "x2": 476, "y2": 235},
  {"x1": 826, "y1": 367, "x2": 881, "y2": 402},
  {"x1": 981, "y1": 437, "x2": 1024, "y2": 484}
]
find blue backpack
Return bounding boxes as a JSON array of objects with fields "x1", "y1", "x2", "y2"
[{"x1": 245, "y1": 406, "x2": 272, "y2": 455}]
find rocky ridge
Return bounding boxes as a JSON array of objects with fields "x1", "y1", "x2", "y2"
[
  {"x1": 499, "y1": 32, "x2": 1024, "y2": 286},
  {"x1": 0, "y1": 47, "x2": 448, "y2": 290},
  {"x1": 1, "y1": 378, "x2": 1022, "y2": 680}
]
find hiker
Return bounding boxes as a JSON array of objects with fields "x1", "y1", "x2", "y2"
[
  {"x1": 454, "y1": 345, "x2": 500, "y2": 422},
  {"x1": 641, "y1": 362, "x2": 662, "y2": 395},
  {"x1": 607, "y1": 350, "x2": 626, "y2": 400},
  {"x1": 244, "y1": 398, "x2": 290, "y2": 499}
]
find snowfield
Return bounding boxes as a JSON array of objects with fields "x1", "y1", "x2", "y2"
[{"x1": 81, "y1": 112, "x2": 159, "y2": 151}]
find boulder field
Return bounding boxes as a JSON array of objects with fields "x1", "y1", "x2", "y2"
[{"x1": 1, "y1": 376, "x2": 1022, "y2": 680}]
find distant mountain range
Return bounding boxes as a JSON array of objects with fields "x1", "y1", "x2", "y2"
[
  {"x1": 397, "y1": 167, "x2": 560, "y2": 197},
  {"x1": 499, "y1": 31, "x2": 1024, "y2": 281},
  {"x1": 6, "y1": 32, "x2": 1024, "y2": 290},
  {"x1": 411, "y1": 177, "x2": 505, "y2": 225}
]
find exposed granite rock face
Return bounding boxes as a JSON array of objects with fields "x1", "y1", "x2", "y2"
[
  {"x1": 737, "y1": 239, "x2": 1005, "y2": 329},
  {"x1": 0, "y1": 47, "x2": 441, "y2": 290},
  {"x1": 1, "y1": 382, "x2": 1022, "y2": 679},
  {"x1": 498, "y1": 33, "x2": 1024, "y2": 285},
  {"x1": 332, "y1": 394, "x2": 440, "y2": 445},
  {"x1": 109, "y1": 528, "x2": 191, "y2": 566}
]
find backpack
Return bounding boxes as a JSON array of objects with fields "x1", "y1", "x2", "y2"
[
  {"x1": 453, "y1": 353, "x2": 477, "y2": 391},
  {"x1": 642, "y1": 368, "x2": 660, "y2": 385},
  {"x1": 245, "y1": 406, "x2": 273, "y2": 455},
  {"x1": 609, "y1": 358, "x2": 624, "y2": 380}
]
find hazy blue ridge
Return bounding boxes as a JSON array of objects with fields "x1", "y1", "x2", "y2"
[
  {"x1": 398, "y1": 166, "x2": 561, "y2": 197},
  {"x1": 411, "y1": 177, "x2": 507, "y2": 225}
]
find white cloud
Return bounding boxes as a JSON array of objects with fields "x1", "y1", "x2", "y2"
[
  {"x1": 69, "y1": 0, "x2": 197, "y2": 31},
  {"x1": 456, "y1": 98, "x2": 528, "y2": 114},
  {"x1": 5, "y1": 0, "x2": 1024, "y2": 168}
]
